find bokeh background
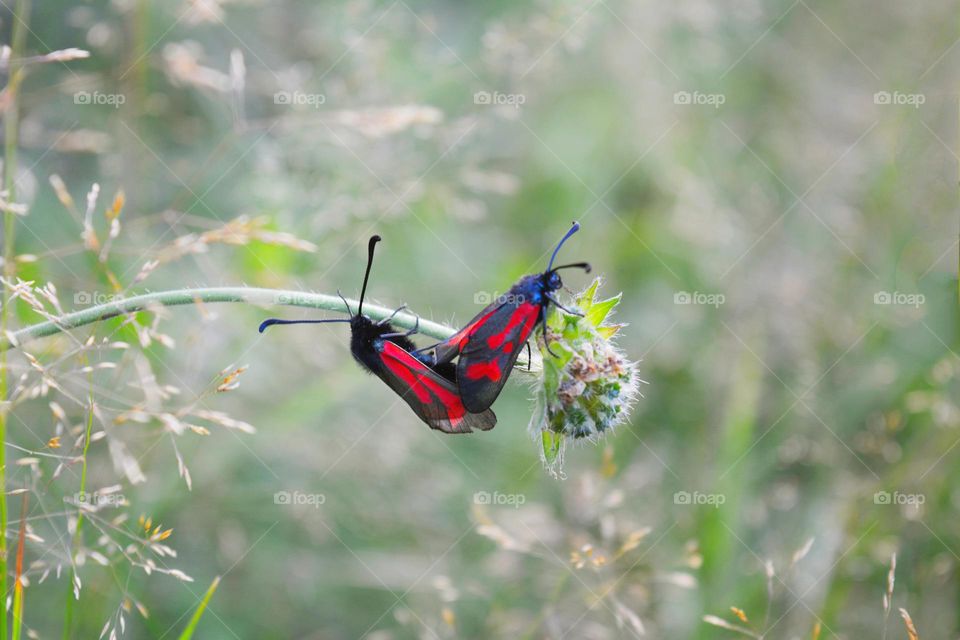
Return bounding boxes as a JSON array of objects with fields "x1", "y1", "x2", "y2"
[{"x1": 1, "y1": 0, "x2": 957, "y2": 637}]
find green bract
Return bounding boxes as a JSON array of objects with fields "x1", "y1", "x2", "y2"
[{"x1": 530, "y1": 277, "x2": 640, "y2": 474}]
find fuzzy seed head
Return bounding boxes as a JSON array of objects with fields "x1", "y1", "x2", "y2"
[{"x1": 529, "y1": 277, "x2": 640, "y2": 473}]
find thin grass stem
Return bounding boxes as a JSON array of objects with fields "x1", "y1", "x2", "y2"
[{"x1": 0, "y1": 287, "x2": 456, "y2": 352}]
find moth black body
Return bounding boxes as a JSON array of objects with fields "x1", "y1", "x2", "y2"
[
  {"x1": 347, "y1": 311, "x2": 456, "y2": 383},
  {"x1": 259, "y1": 235, "x2": 494, "y2": 434}
]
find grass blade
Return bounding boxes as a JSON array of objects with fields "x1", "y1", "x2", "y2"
[
  {"x1": 1, "y1": 2, "x2": 33, "y2": 637},
  {"x1": 177, "y1": 576, "x2": 221, "y2": 640},
  {"x1": 11, "y1": 492, "x2": 28, "y2": 640}
]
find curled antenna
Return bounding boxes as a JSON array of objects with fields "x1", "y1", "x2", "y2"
[
  {"x1": 259, "y1": 318, "x2": 349, "y2": 333},
  {"x1": 257, "y1": 235, "x2": 384, "y2": 333},
  {"x1": 548, "y1": 261, "x2": 591, "y2": 274},
  {"x1": 546, "y1": 222, "x2": 580, "y2": 272},
  {"x1": 358, "y1": 235, "x2": 382, "y2": 316}
]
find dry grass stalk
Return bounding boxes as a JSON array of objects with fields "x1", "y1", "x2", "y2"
[
  {"x1": 702, "y1": 614, "x2": 761, "y2": 638},
  {"x1": 899, "y1": 608, "x2": 919, "y2": 640},
  {"x1": 152, "y1": 215, "x2": 316, "y2": 268}
]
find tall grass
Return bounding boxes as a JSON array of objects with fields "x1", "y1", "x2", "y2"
[
  {"x1": 61, "y1": 394, "x2": 93, "y2": 639},
  {"x1": 1, "y1": 2, "x2": 32, "y2": 637}
]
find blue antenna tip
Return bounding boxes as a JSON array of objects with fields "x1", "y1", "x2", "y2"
[{"x1": 547, "y1": 221, "x2": 582, "y2": 270}]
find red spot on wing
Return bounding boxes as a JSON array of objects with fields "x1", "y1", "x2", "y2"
[
  {"x1": 501, "y1": 341, "x2": 513, "y2": 353},
  {"x1": 444, "y1": 305, "x2": 505, "y2": 354},
  {"x1": 460, "y1": 307, "x2": 500, "y2": 349},
  {"x1": 485, "y1": 303, "x2": 538, "y2": 350},
  {"x1": 465, "y1": 360, "x2": 502, "y2": 382},
  {"x1": 381, "y1": 342, "x2": 467, "y2": 425},
  {"x1": 382, "y1": 352, "x2": 431, "y2": 403}
]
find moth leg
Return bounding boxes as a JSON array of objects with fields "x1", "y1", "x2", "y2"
[
  {"x1": 525, "y1": 341, "x2": 532, "y2": 371},
  {"x1": 336, "y1": 289, "x2": 351, "y2": 314},
  {"x1": 381, "y1": 315, "x2": 420, "y2": 339},
  {"x1": 377, "y1": 303, "x2": 408, "y2": 326},
  {"x1": 410, "y1": 345, "x2": 439, "y2": 366},
  {"x1": 411, "y1": 342, "x2": 438, "y2": 354},
  {"x1": 541, "y1": 312, "x2": 560, "y2": 358},
  {"x1": 409, "y1": 340, "x2": 441, "y2": 368},
  {"x1": 546, "y1": 293, "x2": 583, "y2": 317}
]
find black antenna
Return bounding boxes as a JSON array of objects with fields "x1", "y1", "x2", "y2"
[
  {"x1": 549, "y1": 261, "x2": 592, "y2": 274},
  {"x1": 258, "y1": 235, "x2": 382, "y2": 334},
  {"x1": 259, "y1": 318, "x2": 349, "y2": 333},
  {"x1": 358, "y1": 235, "x2": 381, "y2": 316}
]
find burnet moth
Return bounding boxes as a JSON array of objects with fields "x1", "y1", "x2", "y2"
[
  {"x1": 259, "y1": 236, "x2": 496, "y2": 434},
  {"x1": 421, "y1": 222, "x2": 590, "y2": 413}
]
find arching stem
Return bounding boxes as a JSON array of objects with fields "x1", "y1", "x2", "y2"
[{"x1": 0, "y1": 287, "x2": 455, "y2": 352}]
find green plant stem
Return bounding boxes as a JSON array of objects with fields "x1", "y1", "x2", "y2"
[
  {"x1": 1, "y1": 1, "x2": 30, "y2": 636},
  {"x1": 62, "y1": 392, "x2": 93, "y2": 639},
  {"x1": 9, "y1": 493, "x2": 25, "y2": 640},
  {"x1": 0, "y1": 287, "x2": 456, "y2": 352}
]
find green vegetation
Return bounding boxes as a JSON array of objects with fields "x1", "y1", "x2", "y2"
[{"x1": 0, "y1": 0, "x2": 955, "y2": 637}]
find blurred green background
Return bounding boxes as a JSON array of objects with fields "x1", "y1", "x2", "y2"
[{"x1": 1, "y1": 0, "x2": 957, "y2": 637}]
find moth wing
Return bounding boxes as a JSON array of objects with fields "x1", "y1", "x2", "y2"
[
  {"x1": 378, "y1": 341, "x2": 496, "y2": 434},
  {"x1": 431, "y1": 301, "x2": 505, "y2": 365},
  {"x1": 456, "y1": 300, "x2": 541, "y2": 413}
]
